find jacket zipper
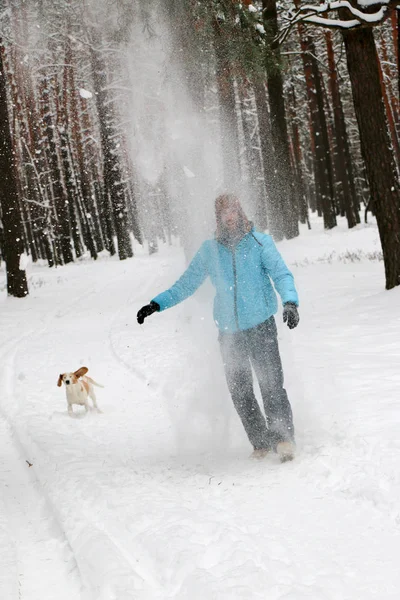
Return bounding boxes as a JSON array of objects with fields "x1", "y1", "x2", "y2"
[{"x1": 232, "y1": 249, "x2": 239, "y2": 330}]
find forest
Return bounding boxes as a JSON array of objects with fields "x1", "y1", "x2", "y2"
[{"x1": 1, "y1": 0, "x2": 399, "y2": 296}]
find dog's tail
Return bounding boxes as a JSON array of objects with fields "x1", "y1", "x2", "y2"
[{"x1": 84, "y1": 375, "x2": 104, "y2": 388}]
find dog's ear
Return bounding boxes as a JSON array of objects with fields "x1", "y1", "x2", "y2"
[
  {"x1": 74, "y1": 366, "x2": 88, "y2": 379},
  {"x1": 57, "y1": 374, "x2": 63, "y2": 387}
]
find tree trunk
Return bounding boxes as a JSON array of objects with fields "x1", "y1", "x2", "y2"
[
  {"x1": 60, "y1": 57, "x2": 83, "y2": 259},
  {"x1": 262, "y1": 0, "x2": 299, "y2": 239},
  {"x1": 78, "y1": 93, "x2": 107, "y2": 255},
  {"x1": 393, "y1": 9, "x2": 400, "y2": 103},
  {"x1": 380, "y1": 32, "x2": 399, "y2": 134},
  {"x1": 297, "y1": 26, "x2": 336, "y2": 229},
  {"x1": 0, "y1": 43, "x2": 28, "y2": 297},
  {"x1": 62, "y1": 38, "x2": 99, "y2": 260},
  {"x1": 342, "y1": 25, "x2": 400, "y2": 289},
  {"x1": 376, "y1": 42, "x2": 400, "y2": 168},
  {"x1": 4, "y1": 44, "x2": 39, "y2": 261},
  {"x1": 90, "y1": 33, "x2": 132, "y2": 260},
  {"x1": 164, "y1": 0, "x2": 211, "y2": 255},
  {"x1": 66, "y1": 34, "x2": 102, "y2": 259},
  {"x1": 212, "y1": 15, "x2": 241, "y2": 189},
  {"x1": 325, "y1": 31, "x2": 359, "y2": 228},
  {"x1": 286, "y1": 83, "x2": 309, "y2": 226},
  {"x1": 237, "y1": 80, "x2": 267, "y2": 226},
  {"x1": 41, "y1": 74, "x2": 74, "y2": 264},
  {"x1": 253, "y1": 79, "x2": 280, "y2": 234},
  {"x1": 21, "y1": 65, "x2": 55, "y2": 266},
  {"x1": 164, "y1": 0, "x2": 205, "y2": 115}
]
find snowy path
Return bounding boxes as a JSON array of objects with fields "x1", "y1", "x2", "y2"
[
  {"x1": 1, "y1": 225, "x2": 400, "y2": 598},
  {"x1": 0, "y1": 336, "x2": 82, "y2": 599},
  {"x1": 0, "y1": 415, "x2": 81, "y2": 600}
]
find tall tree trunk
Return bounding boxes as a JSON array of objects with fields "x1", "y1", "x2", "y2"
[
  {"x1": 78, "y1": 93, "x2": 107, "y2": 254},
  {"x1": 41, "y1": 74, "x2": 74, "y2": 264},
  {"x1": 68, "y1": 36, "x2": 102, "y2": 257},
  {"x1": 164, "y1": 0, "x2": 210, "y2": 255},
  {"x1": 298, "y1": 27, "x2": 336, "y2": 229},
  {"x1": 325, "y1": 31, "x2": 359, "y2": 228},
  {"x1": 253, "y1": 79, "x2": 280, "y2": 233},
  {"x1": 393, "y1": 9, "x2": 400, "y2": 102},
  {"x1": 286, "y1": 83, "x2": 309, "y2": 226},
  {"x1": 377, "y1": 43, "x2": 400, "y2": 168},
  {"x1": 342, "y1": 25, "x2": 400, "y2": 289},
  {"x1": 121, "y1": 137, "x2": 142, "y2": 245},
  {"x1": 237, "y1": 80, "x2": 267, "y2": 226},
  {"x1": 63, "y1": 36, "x2": 98, "y2": 260},
  {"x1": 60, "y1": 55, "x2": 83, "y2": 259},
  {"x1": 212, "y1": 15, "x2": 241, "y2": 189},
  {"x1": 21, "y1": 64, "x2": 55, "y2": 266},
  {"x1": 262, "y1": 0, "x2": 299, "y2": 239},
  {"x1": 380, "y1": 32, "x2": 399, "y2": 134},
  {"x1": 0, "y1": 43, "x2": 28, "y2": 297},
  {"x1": 164, "y1": 0, "x2": 205, "y2": 115},
  {"x1": 90, "y1": 33, "x2": 133, "y2": 260},
  {"x1": 4, "y1": 42, "x2": 39, "y2": 261}
]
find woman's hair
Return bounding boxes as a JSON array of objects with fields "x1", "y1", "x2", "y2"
[{"x1": 215, "y1": 193, "x2": 251, "y2": 237}]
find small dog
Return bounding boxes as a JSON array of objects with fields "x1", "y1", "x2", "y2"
[{"x1": 57, "y1": 367, "x2": 103, "y2": 416}]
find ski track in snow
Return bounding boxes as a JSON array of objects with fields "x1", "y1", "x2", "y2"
[
  {"x1": 0, "y1": 415, "x2": 81, "y2": 600},
  {"x1": 0, "y1": 267, "x2": 125, "y2": 600},
  {"x1": 0, "y1": 344, "x2": 82, "y2": 600},
  {"x1": 1, "y1": 229, "x2": 400, "y2": 598}
]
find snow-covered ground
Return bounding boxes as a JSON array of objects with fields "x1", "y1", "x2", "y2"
[{"x1": 1, "y1": 216, "x2": 400, "y2": 600}]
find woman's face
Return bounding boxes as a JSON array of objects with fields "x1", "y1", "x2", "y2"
[{"x1": 220, "y1": 204, "x2": 241, "y2": 231}]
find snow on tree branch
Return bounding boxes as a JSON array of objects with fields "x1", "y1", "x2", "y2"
[{"x1": 278, "y1": 0, "x2": 398, "y2": 45}]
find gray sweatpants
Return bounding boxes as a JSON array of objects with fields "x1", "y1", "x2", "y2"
[{"x1": 219, "y1": 317, "x2": 294, "y2": 451}]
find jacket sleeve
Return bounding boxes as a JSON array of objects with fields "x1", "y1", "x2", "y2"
[
  {"x1": 261, "y1": 236, "x2": 299, "y2": 306},
  {"x1": 151, "y1": 243, "x2": 209, "y2": 311}
]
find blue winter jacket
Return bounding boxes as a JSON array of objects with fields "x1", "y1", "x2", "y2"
[{"x1": 152, "y1": 228, "x2": 299, "y2": 333}]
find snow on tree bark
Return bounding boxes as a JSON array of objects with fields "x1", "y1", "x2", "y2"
[
  {"x1": 90, "y1": 33, "x2": 133, "y2": 261},
  {"x1": 0, "y1": 43, "x2": 28, "y2": 297},
  {"x1": 262, "y1": 0, "x2": 299, "y2": 240}
]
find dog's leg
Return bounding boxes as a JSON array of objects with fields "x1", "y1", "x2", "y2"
[
  {"x1": 89, "y1": 388, "x2": 102, "y2": 413},
  {"x1": 68, "y1": 403, "x2": 74, "y2": 417}
]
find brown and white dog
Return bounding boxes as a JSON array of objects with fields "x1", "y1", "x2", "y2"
[{"x1": 57, "y1": 367, "x2": 103, "y2": 415}]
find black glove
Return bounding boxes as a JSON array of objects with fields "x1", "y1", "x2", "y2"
[
  {"x1": 283, "y1": 302, "x2": 299, "y2": 329},
  {"x1": 137, "y1": 301, "x2": 160, "y2": 325}
]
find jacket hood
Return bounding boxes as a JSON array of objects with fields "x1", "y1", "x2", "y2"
[{"x1": 214, "y1": 193, "x2": 252, "y2": 248}]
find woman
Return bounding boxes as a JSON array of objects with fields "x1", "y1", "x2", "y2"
[{"x1": 137, "y1": 194, "x2": 299, "y2": 461}]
